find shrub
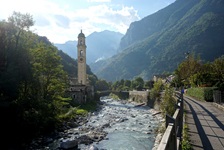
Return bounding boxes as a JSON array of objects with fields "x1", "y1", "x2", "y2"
[
  {"x1": 150, "y1": 79, "x2": 163, "y2": 100},
  {"x1": 187, "y1": 87, "x2": 217, "y2": 101},
  {"x1": 59, "y1": 107, "x2": 78, "y2": 120},
  {"x1": 109, "y1": 93, "x2": 120, "y2": 100},
  {"x1": 160, "y1": 85, "x2": 176, "y2": 116}
]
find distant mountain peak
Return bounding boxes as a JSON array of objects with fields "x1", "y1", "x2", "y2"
[{"x1": 54, "y1": 30, "x2": 124, "y2": 64}]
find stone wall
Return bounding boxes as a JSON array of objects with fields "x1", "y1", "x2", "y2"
[
  {"x1": 129, "y1": 91, "x2": 150, "y2": 103},
  {"x1": 129, "y1": 90, "x2": 160, "y2": 110}
]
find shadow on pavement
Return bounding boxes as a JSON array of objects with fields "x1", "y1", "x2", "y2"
[
  {"x1": 187, "y1": 98, "x2": 224, "y2": 130},
  {"x1": 185, "y1": 99, "x2": 213, "y2": 150}
]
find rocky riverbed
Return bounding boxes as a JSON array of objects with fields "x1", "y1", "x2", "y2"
[{"x1": 30, "y1": 97, "x2": 162, "y2": 150}]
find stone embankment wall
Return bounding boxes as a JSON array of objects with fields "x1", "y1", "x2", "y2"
[
  {"x1": 129, "y1": 91, "x2": 149, "y2": 103},
  {"x1": 129, "y1": 91, "x2": 159, "y2": 109}
]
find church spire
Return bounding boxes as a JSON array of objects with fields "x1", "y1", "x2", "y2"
[{"x1": 77, "y1": 30, "x2": 87, "y2": 85}]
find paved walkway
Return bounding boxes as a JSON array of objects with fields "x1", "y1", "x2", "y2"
[{"x1": 184, "y1": 95, "x2": 224, "y2": 150}]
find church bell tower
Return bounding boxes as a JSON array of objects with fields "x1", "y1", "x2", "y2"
[{"x1": 77, "y1": 30, "x2": 87, "y2": 85}]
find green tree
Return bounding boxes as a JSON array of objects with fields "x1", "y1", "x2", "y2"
[
  {"x1": 0, "y1": 12, "x2": 74, "y2": 146},
  {"x1": 30, "y1": 43, "x2": 67, "y2": 100},
  {"x1": 123, "y1": 79, "x2": 132, "y2": 90},
  {"x1": 16, "y1": 43, "x2": 68, "y2": 135},
  {"x1": 0, "y1": 12, "x2": 35, "y2": 99},
  {"x1": 95, "y1": 79, "x2": 110, "y2": 91},
  {"x1": 132, "y1": 77, "x2": 144, "y2": 90},
  {"x1": 211, "y1": 55, "x2": 224, "y2": 90},
  {"x1": 112, "y1": 80, "x2": 120, "y2": 91},
  {"x1": 174, "y1": 53, "x2": 201, "y2": 87},
  {"x1": 8, "y1": 11, "x2": 34, "y2": 50},
  {"x1": 150, "y1": 79, "x2": 163, "y2": 100},
  {"x1": 124, "y1": 80, "x2": 131, "y2": 87},
  {"x1": 88, "y1": 74, "x2": 98, "y2": 87},
  {"x1": 145, "y1": 80, "x2": 154, "y2": 89},
  {"x1": 189, "y1": 63, "x2": 213, "y2": 87}
]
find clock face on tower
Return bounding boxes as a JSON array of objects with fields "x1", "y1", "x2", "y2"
[{"x1": 79, "y1": 57, "x2": 83, "y2": 62}]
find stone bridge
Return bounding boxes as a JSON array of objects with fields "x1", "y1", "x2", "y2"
[{"x1": 96, "y1": 90, "x2": 129, "y2": 100}]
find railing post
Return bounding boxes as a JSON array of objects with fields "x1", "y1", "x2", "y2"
[
  {"x1": 166, "y1": 114, "x2": 177, "y2": 150},
  {"x1": 166, "y1": 114, "x2": 175, "y2": 128},
  {"x1": 179, "y1": 93, "x2": 184, "y2": 150}
]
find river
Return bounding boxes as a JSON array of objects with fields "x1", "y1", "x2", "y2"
[{"x1": 34, "y1": 97, "x2": 161, "y2": 150}]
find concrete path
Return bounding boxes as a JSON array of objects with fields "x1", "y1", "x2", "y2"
[{"x1": 184, "y1": 95, "x2": 224, "y2": 150}]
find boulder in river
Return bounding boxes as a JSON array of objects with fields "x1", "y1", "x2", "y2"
[
  {"x1": 89, "y1": 145, "x2": 99, "y2": 150},
  {"x1": 60, "y1": 139, "x2": 78, "y2": 149}
]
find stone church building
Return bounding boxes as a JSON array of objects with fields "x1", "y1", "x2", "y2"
[{"x1": 67, "y1": 30, "x2": 94, "y2": 104}]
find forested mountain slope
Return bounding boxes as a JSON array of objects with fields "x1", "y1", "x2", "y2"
[{"x1": 92, "y1": 0, "x2": 224, "y2": 81}]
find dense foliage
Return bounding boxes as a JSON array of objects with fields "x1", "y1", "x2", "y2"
[
  {"x1": 109, "y1": 77, "x2": 152, "y2": 92},
  {"x1": 186, "y1": 87, "x2": 217, "y2": 102},
  {"x1": 92, "y1": 0, "x2": 224, "y2": 81},
  {"x1": 173, "y1": 53, "x2": 224, "y2": 91},
  {"x1": 0, "y1": 12, "x2": 94, "y2": 148},
  {"x1": 150, "y1": 79, "x2": 163, "y2": 101}
]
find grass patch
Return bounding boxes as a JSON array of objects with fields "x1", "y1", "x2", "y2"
[
  {"x1": 182, "y1": 104, "x2": 192, "y2": 150},
  {"x1": 76, "y1": 109, "x2": 88, "y2": 115},
  {"x1": 186, "y1": 87, "x2": 216, "y2": 101},
  {"x1": 59, "y1": 100, "x2": 98, "y2": 120},
  {"x1": 59, "y1": 107, "x2": 78, "y2": 120},
  {"x1": 109, "y1": 93, "x2": 120, "y2": 100},
  {"x1": 182, "y1": 124, "x2": 192, "y2": 150}
]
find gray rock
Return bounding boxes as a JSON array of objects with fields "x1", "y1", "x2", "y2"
[
  {"x1": 60, "y1": 139, "x2": 78, "y2": 149},
  {"x1": 102, "y1": 123, "x2": 110, "y2": 128},
  {"x1": 89, "y1": 145, "x2": 99, "y2": 150}
]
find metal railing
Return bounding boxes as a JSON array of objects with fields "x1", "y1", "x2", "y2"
[{"x1": 157, "y1": 92, "x2": 184, "y2": 150}]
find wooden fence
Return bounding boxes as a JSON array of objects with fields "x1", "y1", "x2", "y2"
[{"x1": 157, "y1": 92, "x2": 184, "y2": 150}]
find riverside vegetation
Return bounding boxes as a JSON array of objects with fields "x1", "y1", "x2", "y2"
[{"x1": 0, "y1": 12, "x2": 99, "y2": 149}]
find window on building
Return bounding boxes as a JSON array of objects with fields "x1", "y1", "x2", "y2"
[{"x1": 80, "y1": 50, "x2": 83, "y2": 56}]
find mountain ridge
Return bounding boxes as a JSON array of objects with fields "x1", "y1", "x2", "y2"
[{"x1": 91, "y1": 0, "x2": 224, "y2": 81}]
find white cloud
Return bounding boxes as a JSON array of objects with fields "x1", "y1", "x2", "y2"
[
  {"x1": 0, "y1": 0, "x2": 140, "y2": 43},
  {"x1": 87, "y1": 0, "x2": 111, "y2": 2}
]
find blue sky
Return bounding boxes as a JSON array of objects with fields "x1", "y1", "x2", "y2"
[{"x1": 0, "y1": 0, "x2": 175, "y2": 43}]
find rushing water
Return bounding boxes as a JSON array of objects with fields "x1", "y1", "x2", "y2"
[
  {"x1": 44, "y1": 98, "x2": 161, "y2": 150},
  {"x1": 80, "y1": 98, "x2": 160, "y2": 150}
]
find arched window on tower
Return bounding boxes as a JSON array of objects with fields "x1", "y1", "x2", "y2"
[{"x1": 80, "y1": 50, "x2": 84, "y2": 56}]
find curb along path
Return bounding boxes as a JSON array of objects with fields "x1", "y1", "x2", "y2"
[{"x1": 184, "y1": 95, "x2": 224, "y2": 150}]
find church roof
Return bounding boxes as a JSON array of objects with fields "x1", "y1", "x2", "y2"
[{"x1": 78, "y1": 30, "x2": 85, "y2": 38}]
